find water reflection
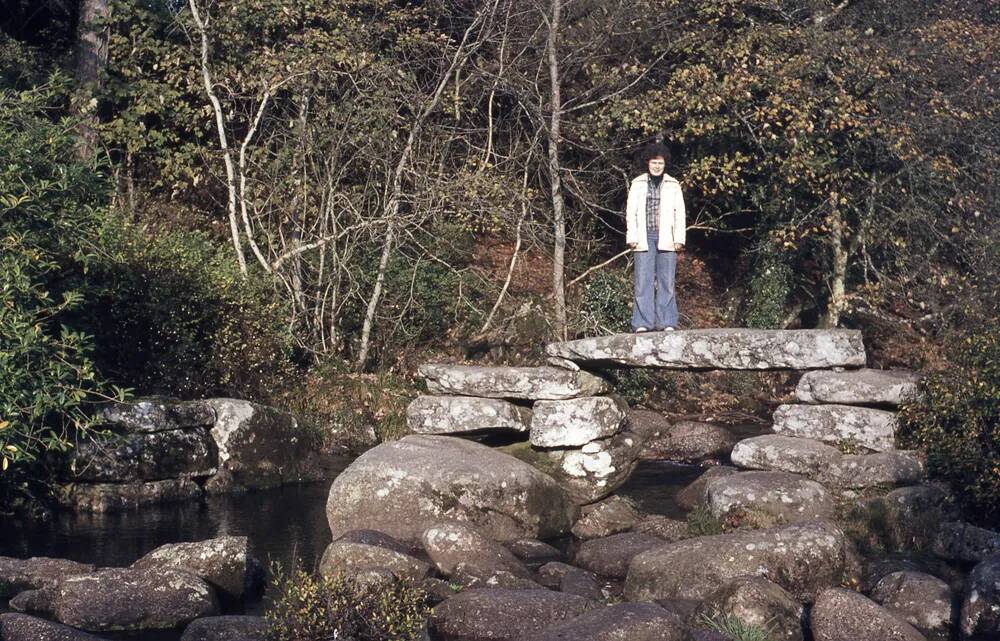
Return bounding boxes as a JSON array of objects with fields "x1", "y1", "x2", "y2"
[
  {"x1": 1, "y1": 477, "x2": 345, "y2": 574},
  {"x1": 617, "y1": 460, "x2": 705, "y2": 519}
]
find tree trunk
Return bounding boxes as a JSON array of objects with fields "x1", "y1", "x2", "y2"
[
  {"x1": 73, "y1": 0, "x2": 110, "y2": 159},
  {"x1": 546, "y1": 0, "x2": 567, "y2": 340},
  {"x1": 820, "y1": 210, "x2": 848, "y2": 328}
]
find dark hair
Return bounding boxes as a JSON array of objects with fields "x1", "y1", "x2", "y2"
[{"x1": 640, "y1": 142, "x2": 670, "y2": 164}]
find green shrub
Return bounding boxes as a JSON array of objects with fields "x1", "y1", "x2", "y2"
[
  {"x1": 579, "y1": 269, "x2": 632, "y2": 335},
  {"x1": 613, "y1": 368, "x2": 654, "y2": 406},
  {"x1": 84, "y1": 223, "x2": 296, "y2": 401},
  {"x1": 266, "y1": 567, "x2": 429, "y2": 641},
  {"x1": 898, "y1": 321, "x2": 1000, "y2": 524},
  {"x1": 0, "y1": 236, "x2": 120, "y2": 476},
  {"x1": 0, "y1": 75, "x2": 123, "y2": 484},
  {"x1": 687, "y1": 505, "x2": 724, "y2": 536}
]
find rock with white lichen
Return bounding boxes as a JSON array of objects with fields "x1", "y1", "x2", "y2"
[
  {"x1": 526, "y1": 602, "x2": 688, "y2": 641},
  {"x1": 772, "y1": 404, "x2": 898, "y2": 452},
  {"x1": 704, "y1": 471, "x2": 836, "y2": 526},
  {"x1": 693, "y1": 577, "x2": 805, "y2": 641},
  {"x1": 62, "y1": 429, "x2": 217, "y2": 483},
  {"x1": 795, "y1": 368, "x2": 920, "y2": 406},
  {"x1": 131, "y1": 536, "x2": 257, "y2": 600},
  {"x1": 326, "y1": 435, "x2": 574, "y2": 544},
  {"x1": 421, "y1": 521, "x2": 532, "y2": 579},
  {"x1": 431, "y1": 588, "x2": 591, "y2": 641},
  {"x1": 0, "y1": 613, "x2": 110, "y2": 641},
  {"x1": 0, "y1": 557, "x2": 95, "y2": 598},
  {"x1": 96, "y1": 398, "x2": 215, "y2": 433},
  {"x1": 730, "y1": 435, "x2": 842, "y2": 477},
  {"x1": 542, "y1": 430, "x2": 643, "y2": 504},
  {"x1": 530, "y1": 396, "x2": 628, "y2": 448},
  {"x1": 10, "y1": 567, "x2": 219, "y2": 632},
  {"x1": 204, "y1": 398, "x2": 325, "y2": 493},
  {"x1": 811, "y1": 587, "x2": 927, "y2": 641},
  {"x1": 870, "y1": 571, "x2": 954, "y2": 641},
  {"x1": 317, "y1": 540, "x2": 431, "y2": 583},
  {"x1": 961, "y1": 556, "x2": 1000, "y2": 640},
  {"x1": 820, "y1": 450, "x2": 925, "y2": 489},
  {"x1": 624, "y1": 521, "x2": 852, "y2": 602},
  {"x1": 407, "y1": 395, "x2": 532, "y2": 436}
]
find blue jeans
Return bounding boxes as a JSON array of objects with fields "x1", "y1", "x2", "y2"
[{"x1": 631, "y1": 232, "x2": 678, "y2": 331}]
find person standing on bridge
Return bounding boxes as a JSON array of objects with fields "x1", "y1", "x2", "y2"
[{"x1": 625, "y1": 142, "x2": 687, "y2": 332}]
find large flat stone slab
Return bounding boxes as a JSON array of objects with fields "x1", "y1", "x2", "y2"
[
  {"x1": 639, "y1": 420, "x2": 736, "y2": 462},
  {"x1": 730, "y1": 435, "x2": 841, "y2": 476},
  {"x1": 530, "y1": 396, "x2": 627, "y2": 447},
  {"x1": 796, "y1": 369, "x2": 920, "y2": 406},
  {"x1": 545, "y1": 329, "x2": 866, "y2": 370},
  {"x1": 773, "y1": 404, "x2": 898, "y2": 452},
  {"x1": 407, "y1": 395, "x2": 531, "y2": 435},
  {"x1": 419, "y1": 364, "x2": 610, "y2": 400},
  {"x1": 732, "y1": 436, "x2": 922, "y2": 489},
  {"x1": 326, "y1": 435, "x2": 574, "y2": 544},
  {"x1": 624, "y1": 521, "x2": 851, "y2": 602}
]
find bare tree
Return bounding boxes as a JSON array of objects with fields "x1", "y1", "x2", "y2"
[
  {"x1": 354, "y1": 0, "x2": 503, "y2": 370},
  {"x1": 187, "y1": 0, "x2": 248, "y2": 275}
]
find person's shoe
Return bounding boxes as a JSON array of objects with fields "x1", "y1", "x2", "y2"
[
  {"x1": 663, "y1": 326, "x2": 676, "y2": 331},
  {"x1": 635, "y1": 327, "x2": 650, "y2": 333}
]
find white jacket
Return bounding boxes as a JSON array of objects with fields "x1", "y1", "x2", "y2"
[{"x1": 625, "y1": 173, "x2": 686, "y2": 252}]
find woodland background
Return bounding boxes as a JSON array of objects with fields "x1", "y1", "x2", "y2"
[{"x1": 1, "y1": 0, "x2": 998, "y2": 516}]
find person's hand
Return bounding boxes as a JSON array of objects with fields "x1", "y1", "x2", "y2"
[{"x1": 674, "y1": 243, "x2": 685, "y2": 253}]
